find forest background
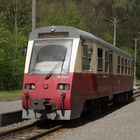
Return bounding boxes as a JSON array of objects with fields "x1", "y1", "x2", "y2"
[{"x1": 0, "y1": 0, "x2": 140, "y2": 90}]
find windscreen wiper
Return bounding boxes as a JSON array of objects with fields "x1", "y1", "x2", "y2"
[{"x1": 45, "y1": 61, "x2": 62, "y2": 80}]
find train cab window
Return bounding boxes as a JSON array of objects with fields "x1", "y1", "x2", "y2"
[
  {"x1": 97, "y1": 48, "x2": 103, "y2": 72},
  {"x1": 121, "y1": 57, "x2": 124, "y2": 74},
  {"x1": 105, "y1": 51, "x2": 109, "y2": 73},
  {"x1": 125, "y1": 58, "x2": 127, "y2": 74},
  {"x1": 82, "y1": 42, "x2": 93, "y2": 71},
  {"x1": 29, "y1": 39, "x2": 73, "y2": 75},
  {"x1": 117, "y1": 56, "x2": 121, "y2": 74}
]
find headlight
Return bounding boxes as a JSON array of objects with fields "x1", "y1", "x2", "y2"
[
  {"x1": 25, "y1": 83, "x2": 36, "y2": 90},
  {"x1": 31, "y1": 84, "x2": 36, "y2": 90},
  {"x1": 58, "y1": 84, "x2": 70, "y2": 90},
  {"x1": 59, "y1": 84, "x2": 64, "y2": 90},
  {"x1": 25, "y1": 84, "x2": 30, "y2": 90}
]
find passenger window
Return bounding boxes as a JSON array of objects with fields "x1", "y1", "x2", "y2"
[
  {"x1": 121, "y1": 57, "x2": 124, "y2": 74},
  {"x1": 97, "y1": 48, "x2": 103, "y2": 72},
  {"x1": 128, "y1": 60, "x2": 131, "y2": 75},
  {"x1": 105, "y1": 51, "x2": 109, "y2": 73},
  {"x1": 82, "y1": 42, "x2": 93, "y2": 71},
  {"x1": 117, "y1": 56, "x2": 121, "y2": 74},
  {"x1": 125, "y1": 58, "x2": 127, "y2": 74},
  {"x1": 131, "y1": 60, "x2": 133, "y2": 75},
  {"x1": 109, "y1": 52, "x2": 113, "y2": 74}
]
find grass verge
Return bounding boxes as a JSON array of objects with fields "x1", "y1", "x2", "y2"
[
  {"x1": 136, "y1": 79, "x2": 140, "y2": 86},
  {"x1": 0, "y1": 90, "x2": 21, "y2": 101}
]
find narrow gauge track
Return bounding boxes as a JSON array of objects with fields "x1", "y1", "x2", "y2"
[
  {"x1": 133, "y1": 89, "x2": 140, "y2": 98},
  {"x1": 0, "y1": 121, "x2": 63, "y2": 140}
]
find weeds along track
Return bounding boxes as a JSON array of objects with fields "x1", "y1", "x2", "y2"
[{"x1": 0, "y1": 121, "x2": 63, "y2": 140}]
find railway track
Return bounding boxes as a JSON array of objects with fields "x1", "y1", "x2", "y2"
[
  {"x1": 0, "y1": 121, "x2": 63, "y2": 140},
  {"x1": 0, "y1": 90, "x2": 140, "y2": 140}
]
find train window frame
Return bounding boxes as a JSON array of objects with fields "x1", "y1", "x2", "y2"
[
  {"x1": 121, "y1": 57, "x2": 124, "y2": 74},
  {"x1": 130, "y1": 60, "x2": 133, "y2": 75},
  {"x1": 105, "y1": 51, "x2": 109, "y2": 73},
  {"x1": 125, "y1": 58, "x2": 127, "y2": 75},
  {"x1": 109, "y1": 51, "x2": 113, "y2": 74},
  {"x1": 97, "y1": 48, "x2": 103, "y2": 72},
  {"x1": 29, "y1": 39, "x2": 73, "y2": 75},
  {"x1": 117, "y1": 55, "x2": 121, "y2": 74},
  {"x1": 81, "y1": 41, "x2": 93, "y2": 71},
  {"x1": 128, "y1": 60, "x2": 131, "y2": 75}
]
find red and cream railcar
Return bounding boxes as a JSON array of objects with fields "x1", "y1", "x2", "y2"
[{"x1": 22, "y1": 26, "x2": 133, "y2": 120}]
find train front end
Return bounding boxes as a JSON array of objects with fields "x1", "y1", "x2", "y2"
[{"x1": 22, "y1": 26, "x2": 79, "y2": 120}]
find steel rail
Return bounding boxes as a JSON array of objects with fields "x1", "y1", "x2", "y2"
[
  {"x1": 0, "y1": 123, "x2": 35, "y2": 139},
  {"x1": 0, "y1": 122, "x2": 63, "y2": 140},
  {"x1": 27, "y1": 125, "x2": 63, "y2": 140}
]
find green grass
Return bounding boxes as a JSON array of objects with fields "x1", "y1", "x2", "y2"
[
  {"x1": 137, "y1": 80, "x2": 140, "y2": 86},
  {"x1": 0, "y1": 90, "x2": 22, "y2": 101}
]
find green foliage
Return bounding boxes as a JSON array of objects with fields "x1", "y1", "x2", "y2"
[
  {"x1": 102, "y1": 31, "x2": 113, "y2": 44},
  {"x1": 37, "y1": 0, "x2": 88, "y2": 31},
  {"x1": 113, "y1": 0, "x2": 128, "y2": 10},
  {"x1": 0, "y1": 0, "x2": 140, "y2": 90},
  {"x1": 0, "y1": 0, "x2": 31, "y2": 33},
  {"x1": 137, "y1": 64, "x2": 140, "y2": 79},
  {"x1": 0, "y1": 26, "x2": 26, "y2": 90}
]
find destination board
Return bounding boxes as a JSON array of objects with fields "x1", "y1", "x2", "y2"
[{"x1": 38, "y1": 32, "x2": 69, "y2": 38}]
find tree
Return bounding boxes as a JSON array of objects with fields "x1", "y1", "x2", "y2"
[
  {"x1": 0, "y1": 24, "x2": 26, "y2": 90},
  {"x1": 113, "y1": 0, "x2": 128, "y2": 10},
  {"x1": 0, "y1": 0, "x2": 140, "y2": 90},
  {"x1": 37, "y1": 0, "x2": 88, "y2": 30}
]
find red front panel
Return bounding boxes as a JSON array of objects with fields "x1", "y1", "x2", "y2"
[{"x1": 22, "y1": 73, "x2": 73, "y2": 110}]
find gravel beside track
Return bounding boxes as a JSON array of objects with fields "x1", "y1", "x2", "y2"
[
  {"x1": 42, "y1": 95, "x2": 140, "y2": 140},
  {"x1": 0, "y1": 120, "x2": 64, "y2": 140},
  {"x1": 0, "y1": 100, "x2": 22, "y2": 113},
  {"x1": 0, "y1": 119, "x2": 36, "y2": 134}
]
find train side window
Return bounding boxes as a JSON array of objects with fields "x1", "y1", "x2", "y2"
[
  {"x1": 82, "y1": 42, "x2": 93, "y2": 71},
  {"x1": 125, "y1": 58, "x2": 127, "y2": 74},
  {"x1": 128, "y1": 60, "x2": 130, "y2": 75},
  {"x1": 131, "y1": 60, "x2": 133, "y2": 75},
  {"x1": 105, "y1": 51, "x2": 109, "y2": 73},
  {"x1": 121, "y1": 57, "x2": 124, "y2": 74},
  {"x1": 109, "y1": 52, "x2": 113, "y2": 74},
  {"x1": 117, "y1": 56, "x2": 121, "y2": 74},
  {"x1": 97, "y1": 48, "x2": 103, "y2": 72}
]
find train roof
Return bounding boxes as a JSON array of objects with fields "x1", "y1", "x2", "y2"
[{"x1": 29, "y1": 26, "x2": 132, "y2": 58}]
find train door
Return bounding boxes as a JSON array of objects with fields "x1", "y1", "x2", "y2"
[
  {"x1": 72, "y1": 39, "x2": 94, "y2": 96},
  {"x1": 81, "y1": 40, "x2": 94, "y2": 94},
  {"x1": 97, "y1": 48, "x2": 112, "y2": 97}
]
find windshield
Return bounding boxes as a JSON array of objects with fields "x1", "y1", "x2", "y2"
[{"x1": 29, "y1": 39, "x2": 73, "y2": 75}]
